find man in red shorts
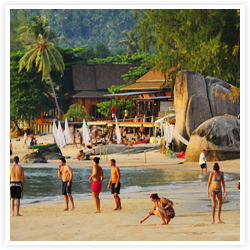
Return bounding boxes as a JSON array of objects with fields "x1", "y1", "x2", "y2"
[{"x1": 89, "y1": 157, "x2": 104, "y2": 213}]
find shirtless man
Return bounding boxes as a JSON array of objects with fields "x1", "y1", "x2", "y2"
[
  {"x1": 10, "y1": 156, "x2": 25, "y2": 216},
  {"x1": 89, "y1": 157, "x2": 104, "y2": 213},
  {"x1": 93, "y1": 127, "x2": 98, "y2": 145},
  {"x1": 58, "y1": 157, "x2": 75, "y2": 211},
  {"x1": 107, "y1": 159, "x2": 122, "y2": 210}
]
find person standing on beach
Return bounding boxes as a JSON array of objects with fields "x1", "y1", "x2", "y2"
[
  {"x1": 77, "y1": 130, "x2": 83, "y2": 148},
  {"x1": 72, "y1": 130, "x2": 78, "y2": 149},
  {"x1": 107, "y1": 159, "x2": 122, "y2": 210},
  {"x1": 58, "y1": 157, "x2": 75, "y2": 211},
  {"x1": 89, "y1": 157, "x2": 104, "y2": 213},
  {"x1": 207, "y1": 163, "x2": 226, "y2": 224},
  {"x1": 10, "y1": 156, "x2": 25, "y2": 216},
  {"x1": 139, "y1": 193, "x2": 175, "y2": 225},
  {"x1": 23, "y1": 131, "x2": 28, "y2": 148},
  {"x1": 10, "y1": 140, "x2": 13, "y2": 156},
  {"x1": 199, "y1": 149, "x2": 208, "y2": 175}
]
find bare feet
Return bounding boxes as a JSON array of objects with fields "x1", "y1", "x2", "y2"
[
  {"x1": 114, "y1": 207, "x2": 122, "y2": 211},
  {"x1": 16, "y1": 214, "x2": 22, "y2": 216},
  {"x1": 217, "y1": 220, "x2": 225, "y2": 223},
  {"x1": 63, "y1": 208, "x2": 69, "y2": 211},
  {"x1": 10, "y1": 214, "x2": 14, "y2": 217},
  {"x1": 159, "y1": 221, "x2": 167, "y2": 225},
  {"x1": 114, "y1": 208, "x2": 118, "y2": 210},
  {"x1": 70, "y1": 207, "x2": 75, "y2": 211},
  {"x1": 211, "y1": 221, "x2": 215, "y2": 224},
  {"x1": 94, "y1": 210, "x2": 100, "y2": 213}
]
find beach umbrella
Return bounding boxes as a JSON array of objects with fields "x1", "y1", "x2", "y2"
[
  {"x1": 83, "y1": 119, "x2": 91, "y2": 145},
  {"x1": 57, "y1": 120, "x2": 66, "y2": 147},
  {"x1": 64, "y1": 118, "x2": 72, "y2": 144},
  {"x1": 115, "y1": 117, "x2": 121, "y2": 144},
  {"x1": 52, "y1": 119, "x2": 60, "y2": 146}
]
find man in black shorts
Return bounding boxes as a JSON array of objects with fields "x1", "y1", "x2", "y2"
[
  {"x1": 58, "y1": 157, "x2": 75, "y2": 211},
  {"x1": 107, "y1": 159, "x2": 122, "y2": 210},
  {"x1": 10, "y1": 156, "x2": 25, "y2": 216}
]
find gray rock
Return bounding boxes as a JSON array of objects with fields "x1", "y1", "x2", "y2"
[
  {"x1": 21, "y1": 151, "x2": 47, "y2": 163},
  {"x1": 37, "y1": 146, "x2": 63, "y2": 160},
  {"x1": 205, "y1": 76, "x2": 240, "y2": 117},
  {"x1": 185, "y1": 116, "x2": 240, "y2": 162},
  {"x1": 174, "y1": 71, "x2": 212, "y2": 151}
]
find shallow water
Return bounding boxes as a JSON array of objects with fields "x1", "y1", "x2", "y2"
[{"x1": 14, "y1": 164, "x2": 239, "y2": 206}]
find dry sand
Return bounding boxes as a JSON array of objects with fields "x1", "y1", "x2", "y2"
[{"x1": 9, "y1": 133, "x2": 241, "y2": 242}]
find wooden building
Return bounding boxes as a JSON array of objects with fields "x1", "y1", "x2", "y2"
[
  {"x1": 120, "y1": 67, "x2": 175, "y2": 120},
  {"x1": 71, "y1": 64, "x2": 139, "y2": 120}
]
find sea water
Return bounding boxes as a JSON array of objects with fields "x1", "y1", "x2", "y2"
[{"x1": 16, "y1": 164, "x2": 240, "y2": 206}]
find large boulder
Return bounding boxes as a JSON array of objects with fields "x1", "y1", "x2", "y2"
[
  {"x1": 174, "y1": 71, "x2": 212, "y2": 151},
  {"x1": 205, "y1": 76, "x2": 240, "y2": 117},
  {"x1": 21, "y1": 151, "x2": 47, "y2": 163},
  {"x1": 185, "y1": 116, "x2": 240, "y2": 162},
  {"x1": 173, "y1": 71, "x2": 240, "y2": 152},
  {"x1": 37, "y1": 146, "x2": 63, "y2": 160}
]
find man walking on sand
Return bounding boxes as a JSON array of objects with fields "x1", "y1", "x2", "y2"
[
  {"x1": 108, "y1": 159, "x2": 122, "y2": 210},
  {"x1": 58, "y1": 157, "x2": 75, "y2": 211},
  {"x1": 89, "y1": 157, "x2": 104, "y2": 213},
  {"x1": 10, "y1": 156, "x2": 25, "y2": 216},
  {"x1": 199, "y1": 149, "x2": 208, "y2": 175}
]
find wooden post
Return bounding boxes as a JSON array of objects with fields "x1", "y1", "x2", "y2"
[
  {"x1": 100, "y1": 149, "x2": 102, "y2": 159},
  {"x1": 144, "y1": 150, "x2": 146, "y2": 163},
  {"x1": 127, "y1": 145, "x2": 130, "y2": 156},
  {"x1": 106, "y1": 149, "x2": 108, "y2": 161}
]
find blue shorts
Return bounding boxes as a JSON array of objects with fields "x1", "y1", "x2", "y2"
[{"x1": 30, "y1": 142, "x2": 34, "y2": 146}]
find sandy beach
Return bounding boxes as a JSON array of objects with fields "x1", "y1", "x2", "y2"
[{"x1": 9, "y1": 133, "x2": 241, "y2": 242}]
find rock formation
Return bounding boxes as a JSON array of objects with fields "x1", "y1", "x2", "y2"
[
  {"x1": 185, "y1": 116, "x2": 240, "y2": 162},
  {"x1": 174, "y1": 71, "x2": 240, "y2": 153},
  {"x1": 21, "y1": 146, "x2": 63, "y2": 163}
]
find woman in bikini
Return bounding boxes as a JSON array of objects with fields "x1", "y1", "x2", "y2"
[
  {"x1": 207, "y1": 163, "x2": 227, "y2": 224},
  {"x1": 139, "y1": 193, "x2": 175, "y2": 225}
]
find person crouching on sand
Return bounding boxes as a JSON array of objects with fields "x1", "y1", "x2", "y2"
[
  {"x1": 207, "y1": 163, "x2": 226, "y2": 224},
  {"x1": 107, "y1": 159, "x2": 122, "y2": 210},
  {"x1": 89, "y1": 157, "x2": 104, "y2": 213},
  {"x1": 58, "y1": 157, "x2": 75, "y2": 211},
  {"x1": 139, "y1": 193, "x2": 175, "y2": 225}
]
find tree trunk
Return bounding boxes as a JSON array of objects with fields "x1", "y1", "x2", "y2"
[{"x1": 48, "y1": 73, "x2": 62, "y2": 120}]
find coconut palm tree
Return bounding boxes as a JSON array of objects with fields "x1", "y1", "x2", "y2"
[
  {"x1": 118, "y1": 30, "x2": 139, "y2": 57},
  {"x1": 18, "y1": 13, "x2": 65, "y2": 120}
]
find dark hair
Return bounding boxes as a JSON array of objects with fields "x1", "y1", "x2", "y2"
[
  {"x1": 93, "y1": 157, "x2": 100, "y2": 164},
  {"x1": 110, "y1": 159, "x2": 116, "y2": 165},
  {"x1": 213, "y1": 163, "x2": 220, "y2": 171},
  {"x1": 14, "y1": 156, "x2": 19, "y2": 163},
  {"x1": 150, "y1": 193, "x2": 159, "y2": 200},
  {"x1": 203, "y1": 149, "x2": 206, "y2": 152},
  {"x1": 60, "y1": 157, "x2": 66, "y2": 163}
]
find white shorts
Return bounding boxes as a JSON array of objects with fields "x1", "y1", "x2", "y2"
[{"x1": 112, "y1": 114, "x2": 115, "y2": 118}]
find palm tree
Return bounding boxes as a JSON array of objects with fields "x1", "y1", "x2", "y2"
[
  {"x1": 18, "y1": 14, "x2": 65, "y2": 120},
  {"x1": 118, "y1": 30, "x2": 139, "y2": 57}
]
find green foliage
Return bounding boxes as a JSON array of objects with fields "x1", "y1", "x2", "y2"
[
  {"x1": 95, "y1": 42, "x2": 111, "y2": 58},
  {"x1": 63, "y1": 104, "x2": 90, "y2": 121},
  {"x1": 118, "y1": 30, "x2": 139, "y2": 57},
  {"x1": 134, "y1": 9, "x2": 240, "y2": 87},
  {"x1": 10, "y1": 9, "x2": 137, "y2": 53},
  {"x1": 10, "y1": 51, "x2": 51, "y2": 121}
]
